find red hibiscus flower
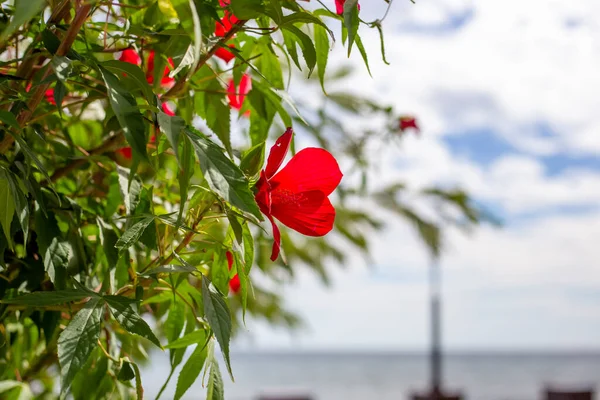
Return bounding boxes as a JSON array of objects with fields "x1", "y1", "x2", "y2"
[
  {"x1": 226, "y1": 251, "x2": 240, "y2": 293},
  {"x1": 215, "y1": 11, "x2": 239, "y2": 37},
  {"x1": 119, "y1": 48, "x2": 141, "y2": 66},
  {"x1": 227, "y1": 73, "x2": 251, "y2": 111},
  {"x1": 214, "y1": 44, "x2": 236, "y2": 63},
  {"x1": 45, "y1": 88, "x2": 56, "y2": 106},
  {"x1": 161, "y1": 102, "x2": 175, "y2": 116},
  {"x1": 335, "y1": 0, "x2": 360, "y2": 15},
  {"x1": 399, "y1": 116, "x2": 419, "y2": 134},
  {"x1": 146, "y1": 51, "x2": 175, "y2": 87},
  {"x1": 254, "y1": 128, "x2": 343, "y2": 261},
  {"x1": 219, "y1": 0, "x2": 230, "y2": 6}
]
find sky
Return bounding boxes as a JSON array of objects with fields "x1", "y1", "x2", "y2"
[{"x1": 233, "y1": 0, "x2": 600, "y2": 352}]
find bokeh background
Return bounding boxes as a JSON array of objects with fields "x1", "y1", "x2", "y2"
[{"x1": 145, "y1": 0, "x2": 600, "y2": 398}]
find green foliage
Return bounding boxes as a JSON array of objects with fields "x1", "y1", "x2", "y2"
[{"x1": 0, "y1": 0, "x2": 489, "y2": 398}]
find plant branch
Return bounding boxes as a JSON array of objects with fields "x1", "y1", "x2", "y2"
[{"x1": 0, "y1": 2, "x2": 93, "y2": 153}]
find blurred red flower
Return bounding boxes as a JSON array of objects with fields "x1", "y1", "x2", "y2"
[
  {"x1": 399, "y1": 116, "x2": 420, "y2": 134},
  {"x1": 215, "y1": 11, "x2": 239, "y2": 37},
  {"x1": 146, "y1": 51, "x2": 175, "y2": 87},
  {"x1": 254, "y1": 128, "x2": 343, "y2": 261},
  {"x1": 214, "y1": 45, "x2": 236, "y2": 63},
  {"x1": 227, "y1": 73, "x2": 251, "y2": 111},
  {"x1": 335, "y1": 0, "x2": 360, "y2": 15},
  {"x1": 119, "y1": 48, "x2": 141, "y2": 66},
  {"x1": 226, "y1": 251, "x2": 240, "y2": 293}
]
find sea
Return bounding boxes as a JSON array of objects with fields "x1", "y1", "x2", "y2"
[{"x1": 141, "y1": 351, "x2": 600, "y2": 400}]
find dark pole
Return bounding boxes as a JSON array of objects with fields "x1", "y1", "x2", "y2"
[{"x1": 430, "y1": 256, "x2": 442, "y2": 398}]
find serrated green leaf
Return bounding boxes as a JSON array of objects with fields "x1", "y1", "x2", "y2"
[
  {"x1": 174, "y1": 343, "x2": 208, "y2": 400},
  {"x1": 185, "y1": 129, "x2": 261, "y2": 219},
  {"x1": 205, "y1": 344, "x2": 224, "y2": 400},
  {"x1": 1, "y1": 289, "x2": 92, "y2": 305},
  {"x1": 164, "y1": 329, "x2": 208, "y2": 349},
  {"x1": 44, "y1": 238, "x2": 70, "y2": 285},
  {"x1": 343, "y1": 0, "x2": 360, "y2": 56},
  {"x1": 53, "y1": 80, "x2": 67, "y2": 111},
  {"x1": 314, "y1": 24, "x2": 329, "y2": 94},
  {"x1": 230, "y1": 0, "x2": 264, "y2": 19},
  {"x1": 102, "y1": 60, "x2": 156, "y2": 106},
  {"x1": 240, "y1": 142, "x2": 265, "y2": 178},
  {"x1": 116, "y1": 165, "x2": 142, "y2": 215},
  {"x1": 157, "y1": 111, "x2": 185, "y2": 164},
  {"x1": 201, "y1": 276, "x2": 233, "y2": 379},
  {"x1": 58, "y1": 297, "x2": 104, "y2": 390},
  {"x1": 355, "y1": 33, "x2": 372, "y2": 76},
  {"x1": 4, "y1": 170, "x2": 28, "y2": 244},
  {"x1": 115, "y1": 216, "x2": 155, "y2": 251},
  {"x1": 178, "y1": 135, "x2": 194, "y2": 224},
  {"x1": 99, "y1": 67, "x2": 149, "y2": 161},
  {"x1": 104, "y1": 295, "x2": 162, "y2": 348},
  {"x1": 282, "y1": 25, "x2": 316, "y2": 77}
]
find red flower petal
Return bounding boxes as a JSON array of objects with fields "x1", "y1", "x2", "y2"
[
  {"x1": 147, "y1": 51, "x2": 175, "y2": 87},
  {"x1": 161, "y1": 102, "x2": 175, "y2": 116},
  {"x1": 45, "y1": 88, "x2": 56, "y2": 105},
  {"x1": 117, "y1": 147, "x2": 132, "y2": 160},
  {"x1": 229, "y1": 273, "x2": 240, "y2": 293},
  {"x1": 215, "y1": 11, "x2": 239, "y2": 37},
  {"x1": 399, "y1": 116, "x2": 420, "y2": 133},
  {"x1": 214, "y1": 45, "x2": 236, "y2": 63},
  {"x1": 264, "y1": 128, "x2": 293, "y2": 179},
  {"x1": 227, "y1": 73, "x2": 251, "y2": 110},
  {"x1": 266, "y1": 213, "x2": 282, "y2": 261},
  {"x1": 226, "y1": 251, "x2": 234, "y2": 270},
  {"x1": 119, "y1": 49, "x2": 141, "y2": 66},
  {"x1": 335, "y1": 0, "x2": 360, "y2": 15},
  {"x1": 269, "y1": 148, "x2": 343, "y2": 196},
  {"x1": 219, "y1": 0, "x2": 230, "y2": 6},
  {"x1": 271, "y1": 192, "x2": 336, "y2": 237}
]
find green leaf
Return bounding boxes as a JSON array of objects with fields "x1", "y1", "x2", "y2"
[
  {"x1": 141, "y1": 264, "x2": 197, "y2": 276},
  {"x1": 99, "y1": 67, "x2": 149, "y2": 161},
  {"x1": 44, "y1": 238, "x2": 70, "y2": 287},
  {"x1": 201, "y1": 276, "x2": 233, "y2": 379},
  {"x1": 1, "y1": 289, "x2": 92, "y2": 305},
  {"x1": 205, "y1": 344, "x2": 225, "y2": 400},
  {"x1": 0, "y1": 110, "x2": 20, "y2": 131},
  {"x1": 51, "y1": 56, "x2": 72, "y2": 82},
  {"x1": 281, "y1": 25, "x2": 316, "y2": 77},
  {"x1": 115, "y1": 216, "x2": 155, "y2": 251},
  {"x1": 174, "y1": 343, "x2": 208, "y2": 400},
  {"x1": 164, "y1": 329, "x2": 208, "y2": 349},
  {"x1": 230, "y1": 0, "x2": 264, "y2": 19},
  {"x1": 104, "y1": 295, "x2": 162, "y2": 348},
  {"x1": 0, "y1": 170, "x2": 15, "y2": 241},
  {"x1": 12, "y1": 134, "x2": 53, "y2": 184},
  {"x1": 58, "y1": 297, "x2": 104, "y2": 390},
  {"x1": 157, "y1": 111, "x2": 185, "y2": 164},
  {"x1": 242, "y1": 223, "x2": 254, "y2": 274},
  {"x1": 314, "y1": 24, "x2": 330, "y2": 94},
  {"x1": 116, "y1": 165, "x2": 142, "y2": 215},
  {"x1": 98, "y1": 218, "x2": 119, "y2": 267},
  {"x1": 343, "y1": 0, "x2": 360, "y2": 56},
  {"x1": 211, "y1": 249, "x2": 229, "y2": 295},
  {"x1": 185, "y1": 129, "x2": 261, "y2": 218},
  {"x1": 3, "y1": 170, "x2": 28, "y2": 244},
  {"x1": 117, "y1": 360, "x2": 136, "y2": 382},
  {"x1": 0, "y1": 0, "x2": 47, "y2": 45},
  {"x1": 178, "y1": 136, "x2": 194, "y2": 224},
  {"x1": 204, "y1": 94, "x2": 232, "y2": 157},
  {"x1": 239, "y1": 142, "x2": 265, "y2": 179},
  {"x1": 53, "y1": 80, "x2": 67, "y2": 110},
  {"x1": 355, "y1": 34, "x2": 372, "y2": 77},
  {"x1": 102, "y1": 60, "x2": 156, "y2": 105}
]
